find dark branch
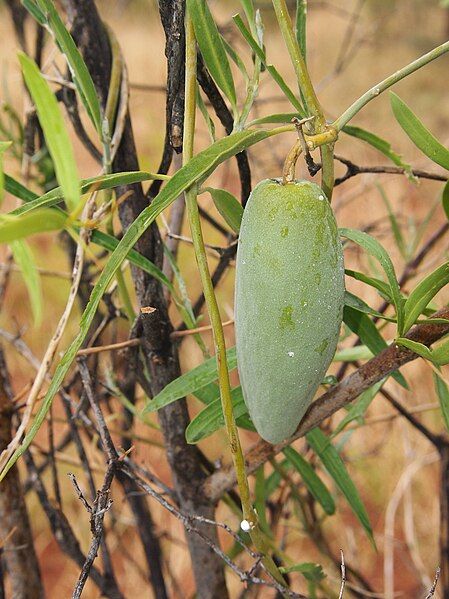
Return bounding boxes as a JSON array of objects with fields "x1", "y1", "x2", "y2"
[{"x1": 334, "y1": 155, "x2": 447, "y2": 186}]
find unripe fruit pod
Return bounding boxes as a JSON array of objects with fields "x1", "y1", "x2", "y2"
[{"x1": 235, "y1": 179, "x2": 345, "y2": 444}]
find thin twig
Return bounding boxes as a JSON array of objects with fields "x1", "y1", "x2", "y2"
[
  {"x1": 334, "y1": 155, "x2": 447, "y2": 186},
  {"x1": 76, "y1": 338, "x2": 141, "y2": 356},
  {"x1": 78, "y1": 358, "x2": 118, "y2": 463},
  {"x1": 68, "y1": 473, "x2": 93, "y2": 514},
  {"x1": 425, "y1": 567, "x2": 441, "y2": 598},
  {"x1": 71, "y1": 465, "x2": 115, "y2": 599},
  {"x1": 338, "y1": 550, "x2": 346, "y2": 599},
  {"x1": 170, "y1": 319, "x2": 234, "y2": 339}
]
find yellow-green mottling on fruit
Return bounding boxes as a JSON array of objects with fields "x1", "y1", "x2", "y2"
[{"x1": 235, "y1": 179, "x2": 345, "y2": 444}]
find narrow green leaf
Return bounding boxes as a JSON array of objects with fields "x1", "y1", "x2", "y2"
[
  {"x1": 247, "y1": 112, "x2": 299, "y2": 127},
  {"x1": 11, "y1": 171, "x2": 162, "y2": 216},
  {"x1": 255, "y1": 466, "x2": 271, "y2": 535},
  {"x1": 332, "y1": 380, "x2": 385, "y2": 436},
  {"x1": 343, "y1": 124, "x2": 414, "y2": 178},
  {"x1": 295, "y1": 0, "x2": 307, "y2": 60},
  {"x1": 343, "y1": 306, "x2": 388, "y2": 357},
  {"x1": 22, "y1": 0, "x2": 46, "y2": 24},
  {"x1": 279, "y1": 562, "x2": 325, "y2": 582},
  {"x1": 391, "y1": 92, "x2": 449, "y2": 171},
  {"x1": 185, "y1": 386, "x2": 253, "y2": 443},
  {"x1": 442, "y1": 180, "x2": 449, "y2": 222},
  {"x1": 193, "y1": 382, "x2": 220, "y2": 405},
  {"x1": 197, "y1": 89, "x2": 217, "y2": 142},
  {"x1": 403, "y1": 262, "x2": 449, "y2": 332},
  {"x1": 0, "y1": 125, "x2": 285, "y2": 480},
  {"x1": 345, "y1": 269, "x2": 392, "y2": 302},
  {"x1": 265, "y1": 65, "x2": 304, "y2": 114},
  {"x1": 163, "y1": 244, "x2": 206, "y2": 353},
  {"x1": 144, "y1": 348, "x2": 237, "y2": 414},
  {"x1": 19, "y1": 53, "x2": 80, "y2": 212},
  {"x1": 10, "y1": 240, "x2": 43, "y2": 326},
  {"x1": 222, "y1": 37, "x2": 249, "y2": 81},
  {"x1": 163, "y1": 245, "x2": 195, "y2": 322},
  {"x1": 396, "y1": 336, "x2": 449, "y2": 366},
  {"x1": 340, "y1": 227, "x2": 404, "y2": 334},
  {"x1": 205, "y1": 187, "x2": 243, "y2": 233},
  {"x1": 265, "y1": 461, "x2": 289, "y2": 498},
  {"x1": 344, "y1": 305, "x2": 408, "y2": 388},
  {"x1": 395, "y1": 338, "x2": 434, "y2": 360},
  {"x1": 4, "y1": 174, "x2": 185, "y2": 312},
  {"x1": 193, "y1": 384, "x2": 255, "y2": 433},
  {"x1": 306, "y1": 428, "x2": 374, "y2": 544},
  {"x1": 233, "y1": 14, "x2": 304, "y2": 114},
  {"x1": 333, "y1": 345, "x2": 373, "y2": 363},
  {"x1": 0, "y1": 142, "x2": 12, "y2": 206},
  {"x1": 240, "y1": 0, "x2": 255, "y2": 24},
  {"x1": 233, "y1": 13, "x2": 266, "y2": 64},
  {"x1": 377, "y1": 184, "x2": 407, "y2": 259},
  {"x1": 283, "y1": 446, "x2": 335, "y2": 515},
  {"x1": 0, "y1": 209, "x2": 67, "y2": 242},
  {"x1": 90, "y1": 229, "x2": 173, "y2": 290},
  {"x1": 407, "y1": 196, "x2": 441, "y2": 258},
  {"x1": 344, "y1": 291, "x2": 395, "y2": 322},
  {"x1": 433, "y1": 372, "x2": 449, "y2": 433},
  {"x1": 4, "y1": 174, "x2": 39, "y2": 203},
  {"x1": 417, "y1": 317, "x2": 449, "y2": 325},
  {"x1": 187, "y1": 0, "x2": 237, "y2": 111},
  {"x1": 33, "y1": 0, "x2": 102, "y2": 132}
]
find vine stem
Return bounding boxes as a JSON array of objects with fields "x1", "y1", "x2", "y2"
[
  {"x1": 183, "y1": 12, "x2": 287, "y2": 589},
  {"x1": 333, "y1": 40, "x2": 449, "y2": 130},
  {"x1": 271, "y1": 0, "x2": 321, "y2": 123},
  {"x1": 271, "y1": 0, "x2": 335, "y2": 198}
]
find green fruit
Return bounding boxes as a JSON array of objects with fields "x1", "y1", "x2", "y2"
[{"x1": 235, "y1": 179, "x2": 345, "y2": 444}]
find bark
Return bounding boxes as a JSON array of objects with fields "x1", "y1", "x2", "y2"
[
  {"x1": 159, "y1": 0, "x2": 185, "y2": 154},
  {"x1": 65, "y1": 2, "x2": 228, "y2": 596},
  {"x1": 0, "y1": 349, "x2": 44, "y2": 599}
]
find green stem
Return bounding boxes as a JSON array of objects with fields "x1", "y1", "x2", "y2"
[
  {"x1": 333, "y1": 40, "x2": 449, "y2": 130},
  {"x1": 320, "y1": 143, "x2": 335, "y2": 199},
  {"x1": 183, "y1": 12, "x2": 287, "y2": 589},
  {"x1": 272, "y1": 0, "x2": 322, "y2": 123},
  {"x1": 272, "y1": 0, "x2": 334, "y2": 197}
]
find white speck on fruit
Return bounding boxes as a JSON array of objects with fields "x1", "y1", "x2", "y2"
[
  {"x1": 318, "y1": 195, "x2": 325, "y2": 201},
  {"x1": 288, "y1": 351, "x2": 295, "y2": 357}
]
